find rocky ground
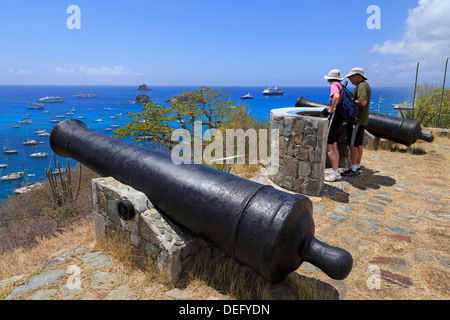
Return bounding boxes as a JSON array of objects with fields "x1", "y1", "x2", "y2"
[{"x1": 1, "y1": 134, "x2": 449, "y2": 300}]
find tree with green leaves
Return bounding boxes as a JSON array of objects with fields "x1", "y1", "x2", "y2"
[
  {"x1": 113, "y1": 86, "x2": 238, "y2": 150},
  {"x1": 401, "y1": 81, "x2": 449, "y2": 128}
]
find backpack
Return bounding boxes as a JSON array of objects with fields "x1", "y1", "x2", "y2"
[{"x1": 337, "y1": 81, "x2": 358, "y2": 121}]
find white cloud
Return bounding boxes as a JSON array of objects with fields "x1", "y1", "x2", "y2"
[
  {"x1": 8, "y1": 68, "x2": 33, "y2": 75},
  {"x1": 371, "y1": 0, "x2": 450, "y2": 82},
  {"x1": 77, "y1": 65, "x2": 143, "y2": 77},
  {"x1": 49, "y1": 65, "x2": 143, "y2": 77}
]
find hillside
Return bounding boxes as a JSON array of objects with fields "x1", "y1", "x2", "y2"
[{"x1": 1, "y1": 131, "x2": 449, "y2": 300}]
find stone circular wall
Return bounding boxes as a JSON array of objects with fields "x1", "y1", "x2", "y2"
[{"x1": 270, "y1": 107, "x2": 328, "y2": 197}]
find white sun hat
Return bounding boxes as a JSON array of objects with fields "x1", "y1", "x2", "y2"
[
  {"x1": 324, "y1": 69, "x2": 344, "y2": 81},
  {"x1": 345, "y1": 67, "x2": 368, "y2": 80}
]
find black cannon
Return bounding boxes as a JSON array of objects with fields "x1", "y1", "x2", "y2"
[
  {"x1": 295, "y1": 97, "x2": 434, "y2": 147},
  {"x1": 50, "y1": 119, "x2": 352, "y2": 283}
]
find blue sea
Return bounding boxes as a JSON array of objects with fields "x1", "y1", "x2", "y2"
[{"x1": 0, "y1": 85, "x2": 412, "y2": 202}]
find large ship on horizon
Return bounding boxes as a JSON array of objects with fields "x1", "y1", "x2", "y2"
[
  {"x1": 37, "y1": 96, "x2": 65, "y2": 103},
  {"x1": 74, "y1": 85, "x2": 98, "y2": 98},
  {"x1": 262, "y1": 86, "x2": 284, "y2": 96}
]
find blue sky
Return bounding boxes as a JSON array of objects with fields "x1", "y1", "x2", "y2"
[{"x1": 0, "y1": 0, "x2": 449, "y2": 87}]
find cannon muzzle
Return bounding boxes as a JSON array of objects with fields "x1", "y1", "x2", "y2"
[
  {"x1": 295, "y1": 97, "x2": 434, "y2": 146},
  {"x1": 50, "y1": 119, "x2": 353, "y2": 282}
]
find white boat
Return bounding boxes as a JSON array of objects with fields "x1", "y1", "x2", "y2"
[
  {"x1": 37, "y1": 131, "x2": 50, "y2": 137},
  {"x1": 240, "y1": 93, "x2": 254, "y2": 99},
  {"x1": 28, "y1": 103, "x2": 45, "y2": 109},
  {"x1": 23, "y1": 140, "x2": 37, "y2": 146},
  {"x1": 37, "y1": 96, "x2": 65, "y2": 103},
  {"x1": 3, "y1": 138, "x2": 18, "y2": 154},
  {"x1": 0, "y1": 163, "x2": 7, "y2": 168},
  {"x1": 262, "y1": 86, "x2": 284, "y2": 96},
  {"x1": 14, "y1": 182, "x2": 43, "y2": 194},
  {"x1": 30, "y1": 152, "x2": 48, "y2": 158},
  {"x1": 0, "y1": 172, "x2": 24, "y2": 181},
  {"x1": 94, "y1": 119, "x2": 103, "y2": 122},
  {"x1": 74, "y1": 85, "x2": 98, "y2": 98},
  {"x1": 77, "y1": 115, "x2": 86, "y2": 119},
  {"x1": 19, "y1": 120, "x2": 32, "y2": 124},
  {"x1": 23, "y1": 129, "x2": 37, "y2": 146}
]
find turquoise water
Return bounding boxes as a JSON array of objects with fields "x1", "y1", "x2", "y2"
[{"x1": 0, "y1": 85, "x2": 412, "y2": 201}]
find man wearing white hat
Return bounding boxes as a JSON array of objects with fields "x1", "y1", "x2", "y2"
[{"x1": 342, "y1": 67, "x2": 371, "y2": 176}]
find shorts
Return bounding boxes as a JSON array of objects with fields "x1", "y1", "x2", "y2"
[
  {"x1": 327, "y1": 112, "x2": 344, "y2": 145},
  {"x1": 346, "y1": 121, "x2": 366, "y2": 147}
]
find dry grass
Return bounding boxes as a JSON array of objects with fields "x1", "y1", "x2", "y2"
[{"x1": 0, "y1": 219, "x2": 95, "y2": 282}]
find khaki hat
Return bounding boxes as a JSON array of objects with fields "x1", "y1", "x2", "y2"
[
  {"x1": 345, "y1": 67, "x2": 367, "y2": 80},
  {"x1": 324, "y1": 69, "x2": 344, "y2": 81}
]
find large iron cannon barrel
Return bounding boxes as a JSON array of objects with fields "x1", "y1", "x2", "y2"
[
  {"x1": 295, "y1": 97, "x2": 434, "y2": 146},
  {"x1": 50, "y1": 119, "x2": 353, "y2": 283}
]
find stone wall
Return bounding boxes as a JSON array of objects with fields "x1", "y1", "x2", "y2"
[
  {"x1": 92, "y1": 177, "x2": 215, "y2": 283},
  {"x1": 270, "y1": 111, "x2": 328, "y2": 196}
]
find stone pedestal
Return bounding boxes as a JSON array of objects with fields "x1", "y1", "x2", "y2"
[
  {"x1": 92, "y1": 177, "x2": 215, "y2": 283},
  {"x1": 270, "y1": 108, "x2": 328, "y2": 196}
]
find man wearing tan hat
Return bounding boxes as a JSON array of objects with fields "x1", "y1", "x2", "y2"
[{"x1": 341, "y1": 67, "x2": 371, "y2": 176}]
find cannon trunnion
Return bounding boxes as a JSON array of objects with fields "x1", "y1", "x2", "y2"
[{"x1": 50, "y1": 119, "x2": 353, "y2": 283}]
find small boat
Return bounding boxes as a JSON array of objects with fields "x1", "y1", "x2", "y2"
[
  {"x1": 0, "y1": 172, "x2": 24, "y2": 181},
  {"x1": 37, "y1": 131, "x2": 50, "y2": 137},
  {"x1": 23, "y1": 129, "x2": 37, "y2": 146},
  {"x1": 240, "y1": 93, "x2": 254, "y2": 99},
  {"x1": 50, "y1": 119, "x2": 59, "y2": 123},
  {"x1": 12, "y1": 125, "x2": 20, "y2": 128},
  {"x1": 30, "y1": 152, "x2": 48, "y2": 158},
  {"x1": 3, "y1": 138, "x2": 18, "y2": 154},
  {"x1": 37, "y1": 96, "x2": 65, "y2": 103},
  {"x1": 262, "y1": 86, "x2": 284, "y2": 96},
  {"x1": 56, "y1": 114, "x2": 65, "y2": 118},
  {"x1": 23, "y1": 140, "x2": 37, "y2": 146},
  {"x1": 94, "y1": 119, "x2": 103, "y2": 122},
  {"x1": 110, "y1": 124, "x2": 120, "y2": 128},
  {"x1": 14, "y1": 182, "x2": 43, "y2": 194},
  {"x1": 19, "y1": 120, "x2": 32, "y2": 124},
  {"x1": 77, "y1": 115, "x2": 86, "y2": 119},
  {"x1": 0, "y1": 164, "x2": 7, "y2": 168},
  {"x1": 28, "y1": 103, "x2": 45, "y2": 109}
]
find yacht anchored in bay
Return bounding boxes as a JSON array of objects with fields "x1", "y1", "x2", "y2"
[
  {"x1": 37, "y1": 96, "x2": 65, "y2": 103},
  {"x1": 262, "y1": 86, "x2": 284, "y2": 96}
]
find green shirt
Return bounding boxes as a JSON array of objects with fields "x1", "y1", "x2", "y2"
[{"x1": 353, "y1": 81, "x2": 371, "y2": 126}]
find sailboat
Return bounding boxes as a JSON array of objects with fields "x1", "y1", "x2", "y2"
[
  {"x1": 3, "y1": 137, "x2": 18, "y2": 154},
  {"x1": 13, "y1": 157, "x2": 41, "y2": 194},
  {"x1": 74, "y1": 85, "x2": 98, "y2": 98},
  {"x1": 0, "y1": 154, "x2": 8, "y2": 168},
  {"x1": 23, "y1": 129, "x2": 37, "y2": 146},
  {"x1": 0, "y1": 154, "x2": 24, "y2": 181}
]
